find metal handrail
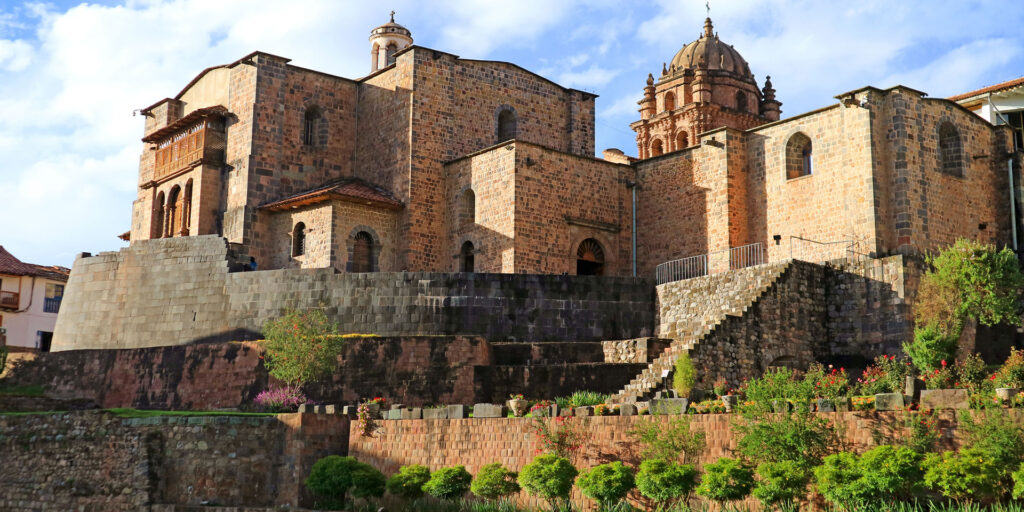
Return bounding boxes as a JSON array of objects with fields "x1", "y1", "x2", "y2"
[
  {"x1": 788, "y1": 236, "x2": 855, "y2": 263},
  {"x1": 656, "y1": 243, "x2": 766, "y2": 284}
]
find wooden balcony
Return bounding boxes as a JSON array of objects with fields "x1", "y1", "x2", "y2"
[
  {"x1": 143, "y1": 106, "x2": 228, "y2": 186},
  {"x1": 0, "y1": 291, "x2": 19, "y2": 310}
]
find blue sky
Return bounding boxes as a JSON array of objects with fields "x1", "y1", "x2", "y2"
[{"x1": 1, "y1": 0, "x2": 1022, "y2": 267}]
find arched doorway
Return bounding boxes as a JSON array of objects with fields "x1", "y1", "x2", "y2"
[
  {"x1": 351, "y1": 231, "x2": 374, "y2": 273},
  {"x1": 576, "y1": 238, "x2": 605, "y2": 276},
  {"x1": 460, "y1": 241, "x2": 475, "y2": 272}
]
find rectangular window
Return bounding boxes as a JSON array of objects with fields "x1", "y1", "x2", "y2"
[{"x1": 43, "y1": 283, "x2": 63, "y2": 314}]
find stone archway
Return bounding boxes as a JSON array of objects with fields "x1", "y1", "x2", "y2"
[{"x1": 576, "y1": 238, "x2": 605, "y2": 276}]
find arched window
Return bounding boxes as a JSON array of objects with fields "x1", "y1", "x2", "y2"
[
  {"x1": 167, "y1": 186, "x2": 181, "y2": 237},
  {"x1": 651, "y1": 139, "x2": 664, "y2": 156},
  {"x1": 663, "y1": 91, "x2": 676, "y2": 112},
  {"x1": 385, "y1": 43, "x2": 398, "y2": 66},
  {"x1": 351, "y1": 231, "x2": 374, "y2": 272},
  {"x1": 938, "y1": 122, "x2": 963, "y2": 177},
  {"x1": 182, "y1": 179, "x2": 193, "y2": 236},
  {"x1": 153, "y1": 191, "x2": 165, "y2": 239},
  {"x1": 676, "y1": 131, "x2": 688, "y2": 149},
  {"x1": 292, "y1": 222, "x2": 306, "y2": 257},
  {"x1": 461, "y1": 241, "x2": 475, "y2": 273},
  {"x1": 371, "y1": 42, "x2": 380, "y2": 71},
  {"x1": 785, "y1": 132, "x2": 813, "y2": 179},
  {"x1": 497, "y1": 108, "x2": 517, "y2": 143},
  {"x1": 736, "y1": 91, "x2": 748, "y2": 113},
  {"x1": 576, "y1": 238, "x2": 605, "y2": 276},
  {"x1": 460, "y1": 188, "x2": 476, "y2": 228},
  {"x1": 302, "y1": 106, "x2": 321, "y2": 146}
]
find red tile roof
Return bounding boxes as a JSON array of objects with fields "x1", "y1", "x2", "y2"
[
  {"x1": 0, "y1": 246, "x2": 69, "y2": 281},
  {"x1": 949, "y1": 76, "x2": 1024, "y2": 102},
  {"x1": 260, "y1": 178, "x2": 403, "y2": 212}
]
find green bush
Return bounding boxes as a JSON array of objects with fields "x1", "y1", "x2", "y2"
[
  {"x1": 350, "y1": 464, "x2": 386, "y2": 499},
  {"x1": 925, "y1": 239, "x2": 1024, "y2": 328},
  {"x1": 1013, "y1": 463, "x2": 1024, "y2": 500},
  {"x1": 922, "y1": 448, "x2": 1002, "y2": 502},
  {"x1": 518, "y1": 454, "x2": 578, "y2": 510},
  {"x1": 740, "y1": 367, "x2": 815, "y2": 409},
  {"x1": 635, "y1": 459, "x2": 697, "y2": 506},
  {"x1": 752, "y1": 460, "x2": 810, "y2": 508},
  {"x1": 673, "y1": 352, "x2": 696, "y2": 398},
  {"x1": 856, "y1": 355, "x2": 912, "y2": 396},
  {"x1": 734, "y1": 408, "x2": 837, "y2": 467},
  {"x1": 386, "y1": 464, "x2": 431, "y2": 500},
  {"x1": 857, "y1": 445, "x2": 922, "y2": 500},
  {"x1": 813, "y1": 452, "x2": 868, "y2": 507},
  {"x1": 0, "y1": 345, "x2": 7, "y2": 374},
  {"x1": 994, "y1": 348, "x2": 1024, "y2": 388},
  {"x1": 261, "y1": 309, "x2": 346, "y2": 385},
  {"x1": 960, "y1": 409, "x2": 1024, "y2": 488},
  {"x1": 471, "y1": 463, "x2": 520, "y2": 501},
  {"x1": 904, "y1": 323, "x2": 959, "y2": 373},
  {"x1": 304, "y1": 455, "x2": 364, "y2": 509},
  {"x1": 627, "y1": 416, "x2": 706, "y2": 463},
  {"x1": 576, "y1": 462, "x2": 635, "y2": 510},
  {"x1": 695, "y1": 457, "x2": 754, "y2": 503},
  {"x1": 422, "y1": 466, "x2": 473, "y2": 500}
]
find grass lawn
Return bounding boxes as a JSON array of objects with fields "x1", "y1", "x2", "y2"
[{"x1": 0, "y1": 384, "x2": 46, "y2": 396}]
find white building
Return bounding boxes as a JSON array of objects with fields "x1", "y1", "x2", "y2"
[
  {"x1": 0, "y1": 246, "x2": 69, "y2": 352},
  {"x1": 952, "y1": 76, "x2": 1024, "y2": 150}
]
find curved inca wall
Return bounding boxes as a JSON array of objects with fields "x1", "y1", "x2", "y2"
[{"x1": 53, "y1": 236, "x2": 655, "y2": 351}]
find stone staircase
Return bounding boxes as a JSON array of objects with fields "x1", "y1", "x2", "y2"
[{"x1": 610, "y1": 261, "x2": 794, "y2": 403}]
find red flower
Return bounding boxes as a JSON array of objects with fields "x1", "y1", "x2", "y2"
[{"x1": 941, "y1": 360, "x2": 947, "y2": 367}]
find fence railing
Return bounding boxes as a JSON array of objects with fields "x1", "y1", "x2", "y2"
[
  {"x1": 43, "y1": 297, "x2": 62, "y2": 314},
  {"x1": 0, "y1": 291, "x2": 18, "y2": 310},
  {"x1": 656, "y1": 243, "x2": 766, "y2": 285}
]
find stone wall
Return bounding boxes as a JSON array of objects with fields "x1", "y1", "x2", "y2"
[
  {"x1": 0, "y1": 411, "x2": 349, "y2": 511},
  {"x1": 825, "y1": 254, "x2": 915, "y2": 359},
  {"x1": 53, "y1": 235, "x2": 655, "y2": 350}
]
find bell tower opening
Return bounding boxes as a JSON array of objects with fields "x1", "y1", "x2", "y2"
[{"x1": 368, "y1": 11, "x2": 413, "y2": 73}]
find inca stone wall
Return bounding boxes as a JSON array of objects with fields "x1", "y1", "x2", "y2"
[
  {"x1": 0, "y1": 411, "x2": 349, "y2": 511},
  {"x1": 53, "y1": 235, "x2": 655, "y2": 351}
]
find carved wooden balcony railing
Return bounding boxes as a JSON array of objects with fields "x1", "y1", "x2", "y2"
[{"x1": 143, "y1": 106, "x2": 228, "y2": 186}]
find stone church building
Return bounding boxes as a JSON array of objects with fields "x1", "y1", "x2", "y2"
[{"x1": 128, "y1": 14, "x2": 1020, "y2": 280}]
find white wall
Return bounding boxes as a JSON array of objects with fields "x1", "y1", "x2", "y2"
[{"x1": 0, "y1": 274, "x2": 62, "y2": 350}]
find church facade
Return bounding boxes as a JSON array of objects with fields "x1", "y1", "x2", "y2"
[{"x1": 128, "y1": 15, "x2": 1021, "y2": 280}]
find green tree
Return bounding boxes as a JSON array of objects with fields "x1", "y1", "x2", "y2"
[
  {"x1": 734, "y1": 409, "x2": 837, "y2": 467},
  {"x1": 635, "y1": 459, "x2": 697, "y2": 508},
  {"x1": 695, "y1": 457, "x2": 754, "y2": 504},
  {"x1": 422, "y1": 466, "x2": 473, "y2": 500},
  {"x1": 471, "y1": 463, "x2": 520, "y2": 501},
  {"x1": 386, "y1": 464, "x2": 431, "y2": 500},
  {"x1": 261, "y1": 309, "x2": 346, "y2": 385},
  {"x1": 518, "y1": 454, "x2": 578, "y2": 511}
]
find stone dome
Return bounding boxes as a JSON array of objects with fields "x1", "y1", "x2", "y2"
[
  {"x1": 370, "y1": 12, "x2": 411, "y2": 39},
  {"x1": 668, "y1": 18, "x2": 753, "y2": 82}
]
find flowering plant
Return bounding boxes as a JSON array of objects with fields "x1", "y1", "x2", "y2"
[
  {"x1": 593, "y1": 404, "x2": 613, "y2": 416},
  {"x1": 921, "y1": 360, "x2": 956, "y2": 390},
  {"x1": 531, "y1": 416, "x2": 585, "y2": 459},
  {"x1": 851, "y1": 395, "x2": 875, "y2": 411},
  {"x1": 261, "y1": 309, "x2": 345, "y2": 385},
  {"x1": 366, "y1": 396, "x2": 386, "y2": 405},
  {"x1": 530, "y1": 400, "x2": 553, "y2": 413},
  {"x1": 810, "y1": 365, "x2": 850, "y2": 399},
  {"x1": 689, "y1": 399, "x2": 727, "y2": 414},
  {"x1": 253, "y1": 385, "x2": 307, "y2": 412},
  {"x1": 509, "y1": 393, "x2": 525, "y2": 401},
  {"x1": 357, "y1": 398, "x2": 383, "y2": 437},
  {"x1": 993, "y1": 348, "x2": 1024, "y2": 388},
  {"x1": 857, "y1": 354, "x2": 911, "y2": 395}
]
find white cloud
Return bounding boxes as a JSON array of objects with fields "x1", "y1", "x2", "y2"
[
  {"x1": 0, "y1": 39, "x2": 31, "y2": 70},
  {"x1": 435, "y1": 0, "x2": 579, "y2": 56},
  {"x1": 559, "y1": 64, "x2": 620, "y2": 90}
]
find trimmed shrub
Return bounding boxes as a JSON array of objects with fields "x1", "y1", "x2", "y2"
[
  {"x1": 350, "y1": 464, "x2": 386, "y2": 499},
  {"x1": 695, "y1": 457, "x2": 754, "y2": 503},
  {"x1": 857, "y1": 445, "x2": 922, "y2": 500},
  {"x1": 635, "y1": 459, "x2": 697, "y2": 506},
  {"x1": 1013, "y1": 463, "x2": 1024, "y2": 500},
  {"x1": 673, "y1": 352, "x2": 696, "y2": 398},
  {"x1": 735, "y1": 408, "x2": 837, "y2": 467},
  {"x1": 960, "y1": 409, "x2": 1024, "y2": 488},
  {"x1": 922, "y1": 448, "x2": 1002, "y2": 502},
  {"x1": 576, "y1": 462, "x2": 635, "y2": 510},
  {"x1": 386, "y1": 464, "x2": 431, "y2": 500},
  {"x1": 471, "y1": 463, "x2": 520, "y2": 501},
  {"x1": 752, "y1": 460, "x2": 810, "y2": 508},
  {"x1": 422, "y1": 466, "x2": 473, "y2": 500},
  {"x1": 304, "y1": 455, "x2": 362, "y2": 509},
  {"x1": 813, "y1": 452, "x2": 867, "y2": 507},
  {"x1": 905, "y1": 323, "x2": 959, "y2": 373},
  {"x1": 518, "y1": 454, "x2": 578, "y2": 509}
]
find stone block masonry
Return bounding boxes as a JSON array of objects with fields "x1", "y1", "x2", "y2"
[{"x1": 53, "y1": 235, "x2": 655, "y2": 351}]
